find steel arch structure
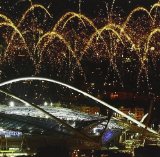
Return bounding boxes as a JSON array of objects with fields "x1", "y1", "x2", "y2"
[{"x1": 0, "y1": 77, "x2": 159, "y2": 135}]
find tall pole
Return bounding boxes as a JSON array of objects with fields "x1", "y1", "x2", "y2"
[{"x1": 142, "y1": 98, "x2": 155, "y2": 144}]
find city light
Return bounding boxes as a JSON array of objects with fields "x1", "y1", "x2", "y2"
[
  {"x1": 9, "y1": 101, "x2": 15, "y2": 107},
  {"x1": 44, "y1": 102, "x2": 48, "y2": 106}
]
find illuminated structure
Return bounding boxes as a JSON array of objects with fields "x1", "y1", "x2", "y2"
[
  {"x1": 118, "y1": 107, "x2": 144, "y2": 121},
  {"x1": 79, "y1": 106, "x2": 100, "y2": 115},
  {"x1": 0, "y1": 77, "x2": 159, "y2": 152}
]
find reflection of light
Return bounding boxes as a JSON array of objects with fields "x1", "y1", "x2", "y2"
[{"x1": 9, "y1": 101, "x2": 15, "y2": 107}]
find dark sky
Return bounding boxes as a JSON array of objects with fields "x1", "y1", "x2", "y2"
[{"x1": 0, "y1": 0, "x2": 158, "y2": 20}]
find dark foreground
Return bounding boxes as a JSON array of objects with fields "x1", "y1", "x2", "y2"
[{"x1": 6, "y1": 145, "x2": 160, "y2": 157}]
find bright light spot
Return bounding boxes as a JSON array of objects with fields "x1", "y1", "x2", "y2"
[
  {"x1": 151, "y1": 47, "x2": 155, "y2": 51},
  {"x1": 9, "y1": 101, "x2": 15, "y2": 107},
  {"x1": 0, "y1": 128, "x2": 4, "y2": 131},
  {"x1": 45, "y1": 115, "x2": 49, "y2": 118},
  {"x1": 44, "y1": 102, "x2": 48, "y2": 106},
  {"x1": 25, "y1": 103, "x2": 30, "y2": 107}
]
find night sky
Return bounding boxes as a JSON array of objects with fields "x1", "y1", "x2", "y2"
[
  {"x1": 0, "y1": 0, "x2": 158, "y2": 19},
  {"x1": 0, "y1": 0, "x2": 160, "y2": 125}
]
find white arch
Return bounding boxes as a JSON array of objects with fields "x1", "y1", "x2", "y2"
[{"x1": 0, "y1": 77, "x2": 158, "y2": 135}]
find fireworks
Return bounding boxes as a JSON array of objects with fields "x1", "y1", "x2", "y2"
[{"x1": 0, "y1": 1, "x2": 160, "y2": 96}]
